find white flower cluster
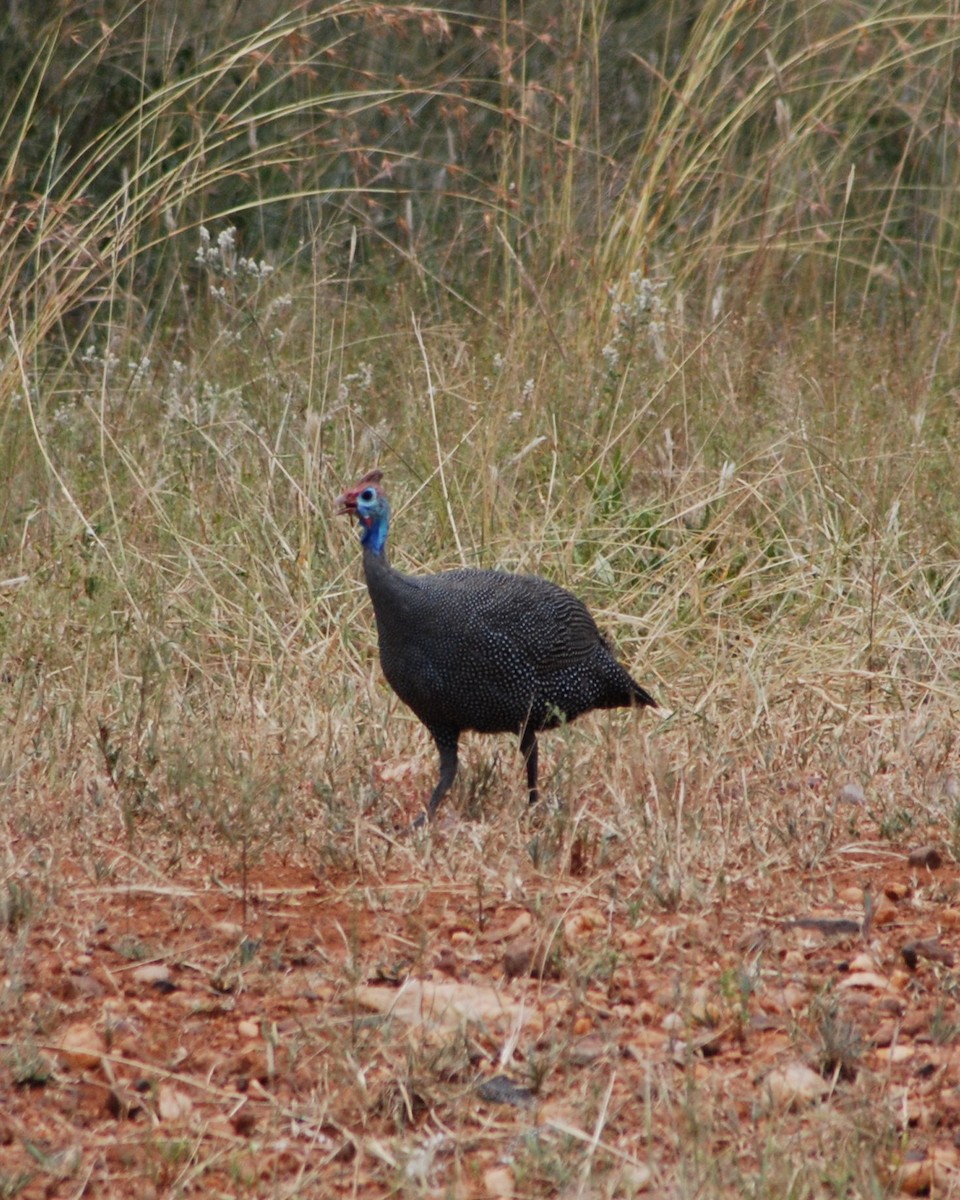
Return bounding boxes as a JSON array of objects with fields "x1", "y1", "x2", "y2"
[
  {"x1": 79, "y1": 344, "x2": 152, "y2": 388},
  {"x1": 337, "y1": 361, "x2": 374, "y2": 402},
  {"x1": 611, "y1": 270, "x2": 668, "y2": 323},
  {"x1": 128, "y1": 355, "x2": 152, "y2": 384},
  {"x1": 506, "y1": 377, "x2": 535, "y2": 420},
  {"x1": 80, "y1": 342, "x2": 120, "y2": 376},
  {"x1": 195, "y1": 225, "x2": 274, "y2": 289},
  {"x1": 602, "y1": 269, "x2": 669, "y2": 368}
]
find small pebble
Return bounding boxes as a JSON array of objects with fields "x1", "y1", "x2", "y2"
[
  {"x1": 939, "y1": 774, "x2": 960, "y2": 801},
  {"x1": 908, "y1": 845, "x2": 943, "y2": 869},
  {"x1": 476, "y1": 1075, "x2": 535, "y2": 1108},
  {"x1": 503, "y1": 940, "x2": 534, "y2": 979},
  {"x1": 902, "y1": 938, "x2": 955, "y2": 970},
  {"x1": 132, "y1": 963, "x2": 171, "y2": 985},
  {"x1": 568, "y1": 1036, "x2": 607, "y2": 1065}
]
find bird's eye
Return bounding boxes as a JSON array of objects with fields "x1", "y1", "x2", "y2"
[{"x1": 359, "y1": 488, "x2": 375, "y2": 502}]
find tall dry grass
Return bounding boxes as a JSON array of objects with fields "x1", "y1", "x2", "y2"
[{"x1": 0, "y1": 0, "x2": 954, "y2": 884}]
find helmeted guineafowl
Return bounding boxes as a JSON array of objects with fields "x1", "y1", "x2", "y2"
[{"x1": 337, "y1": 470, "x2": 657, "y2": 821}]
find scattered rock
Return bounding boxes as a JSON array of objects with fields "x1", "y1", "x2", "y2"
[
  {"x1": 847, "y1": 952, "x2": 878, "y2": 973},
  {"x1": 483, "y1": 1165, "x2": 516, "y2": 1198},
  {"x1": 228, "y1": 1045, "x2": 271, "y2": 1087},
  {"x1": 775, "y1": 984, "x2": 810, "y2": 1013},
  {"x1": 898, "y1": 1156, "x2": 933, "y2": 1196},
  {"x1": 689, "y1": 985, "x2": 722, "y2": 1025},
  {"x1": 503, "y1": 936, "x2": 558, "y2": 980},
  {"x1": 764, "y1": 1062, "x2": 830, "y2": 1109},
  {"x1": 617, "y1": 1162, "x2": 653, "y2": 1192},
  {"x1": 902, "y1": 939, "x2": 955, "y2": 970},
  {"x1": 620, "y1": 929, "x2": 652, "y2": 956},
  {"x1": 875, "y1": 1044, "x2": 914, "y2": 1064},
  {"x1": 157, "y1": 1085, "x2": 193, "y2": 1121},
  {"x1": 378, "y1": 758, "x2": 418, "y2": 784},
  {"x1": 503, "y1": 939, "x2": 534, "y2": 979},
  {"x1": 213, "y1": 921, "x2": 243, "y2": 937},
  {"x1": 897, "y1": 1145, "x2": 960, "y2": 1195},
  {"x1": 901, "y1": 1011, "x2": 929, "y2": 1038},
  {"x1": 785, "y1": 917, "x2": 861, "y2": 937},
  {"x1": 624, "y1": 1029, "x2": 668, "y2": 1056},
  {"x1": 434, "y1": 947, "x2": 459, "y2": 978},
  {"x1": 668, "y1": 1039, "x2": 689, "y2": 1065},
  {"x1": 476, "y1": 1075, "x2": 535, "y2": 1108},
  {"x1": 939, "y1": 774, "x2": 960, "y2": 801},
  {"x1": 59, "y1": 973, "x2": 107, "y2": 1001},
  {"x1": 11, "y1": 793, "x2": 960, "y2": 1197},
  {"x1": 872, "y1": 1020, "x2": 896, "y2": 1047},
  {"x1": 131, "y1": 963, "x2": 171, "y2": 986},
  {"x1": 105, "y1": 1085, "x2": 144, "y2": 1120},
  {"x1": 870, "y1": 899, "x2": 900, "y2": 927},
  {"x1": 692, "y1": 1029, "x2": 726, "y2": 1058},
  {"x1": 908, "y1": 845, "x2": 943, "y2": 869},
  {"x1": 479, "y1": 910, "x2": 532, "y2": 944},
  {"x1": 568, "y1": 1035, "x2": 608, "y2": 1066},
  {"x1": 55, "y1": 1023, "x2": 106, "y2": 1071},
  {"x1": 230, "y1": 1105, "x2": 258, "y2": 1136},
  {"x1": 737, "y1": 927, "x2": 771, "y2": 954},
  {"x1": 354, "y1": 980, "x2": 535, "y2": 1033},
  {"x1": 838, "y1": 971, "x2": 892, "y2": 992},
  {"x1": 838, "y1": 782, "x2": 865, "y2": 805},
  {"x1": 749, "y1": 1013, "x2": 785, "y2": 1032},
  {"x1": 891, "y1": 967, "x2": 912, "y2": 990},
  {"x1": 564, "y1": 907, "x2": 607, "y2": 945},
  {"x1": 936, "y1": 772, "x2": 960, "y2": 801}
]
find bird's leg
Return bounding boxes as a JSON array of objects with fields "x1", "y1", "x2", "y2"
[
  {"x1": 425, "y1": 729, "x2": 459, "y2": 821},
  {"x1": 519, "y1": 725, "x2": 539, "y2": 806}
]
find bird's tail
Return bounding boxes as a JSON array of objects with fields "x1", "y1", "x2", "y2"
[{"x1": 630, "y1": 679, "x2": 658, "y2": 709}]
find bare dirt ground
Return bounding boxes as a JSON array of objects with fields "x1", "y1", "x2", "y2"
[{"x1": 2, "y1": 785, "x2": 958, "y2": 1200}]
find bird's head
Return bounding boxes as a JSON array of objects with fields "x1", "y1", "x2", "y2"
[{"x1": 336, "y1": 470, "x2": 390, "y2": 553}]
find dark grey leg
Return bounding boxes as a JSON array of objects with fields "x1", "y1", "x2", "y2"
[
  {"x1": 426, "y1": 729, "x2": 459, "y2": 820},
  {"x1": 519, "y1": 726, "x2": 539, "y2": 805}
]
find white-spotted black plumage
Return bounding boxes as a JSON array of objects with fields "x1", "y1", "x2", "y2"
[{"x1": 337, "y1": 470, "x2": 656, "y2": 820}]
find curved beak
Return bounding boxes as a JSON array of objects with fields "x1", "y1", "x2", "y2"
[{"x1": 335, "y1": 489, "x2": 358, "y2": 516}]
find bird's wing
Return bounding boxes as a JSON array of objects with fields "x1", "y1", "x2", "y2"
[{"x1": 435, "y1": 570, "x2": 603, "y2": 673}]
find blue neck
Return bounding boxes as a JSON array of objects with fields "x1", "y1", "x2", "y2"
[{"x1": 360, "y1": 510, "x2": 388, "y2": 555}]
